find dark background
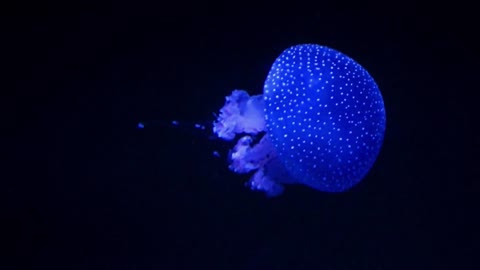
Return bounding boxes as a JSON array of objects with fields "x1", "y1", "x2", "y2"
[{"x1": 3, "y1": 2, "x2": 477, "y2": 270}]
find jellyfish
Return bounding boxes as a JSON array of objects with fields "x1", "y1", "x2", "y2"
[{"x1": 213, "y1": 44, "x2": 386, "y2": 197}]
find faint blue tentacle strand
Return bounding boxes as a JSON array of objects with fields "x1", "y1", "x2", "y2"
[{"x1": 263, "y1": 44, "x2": 386, "y2": 192}]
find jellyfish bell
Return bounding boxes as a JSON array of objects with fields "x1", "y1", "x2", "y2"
[{"x1": 213, "y1": 44, "x2": 386, "y2": 197}]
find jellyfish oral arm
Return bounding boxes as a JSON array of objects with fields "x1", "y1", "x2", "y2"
[
  {"x1": 229, "y1": 134, "x2": 285, "y2": 197},
  {"x1": 246, "y1": 167, "x2": 285, "y2": 197},
  {"x1": 213, "y1": 90, "x2": 265, "y2": 141},
  {"x1": 213, "y1": 90, "x2": 289, "y2": 197},
  {"x1": 229, "y1": 135, "x2": 277, "y2": 173}
]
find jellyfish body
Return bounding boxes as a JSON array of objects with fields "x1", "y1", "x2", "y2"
[{"x1": 213, "y1": 44, "x2": 386, "y2": 196}]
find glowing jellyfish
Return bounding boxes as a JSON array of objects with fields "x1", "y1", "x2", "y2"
[{"x1": 213, "y1": 44, "x2": 386, "y2": 197}]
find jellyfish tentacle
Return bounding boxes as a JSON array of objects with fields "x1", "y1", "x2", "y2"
[{"x1": 246, "y1": 167, "x2": 285, "y2": 197}]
